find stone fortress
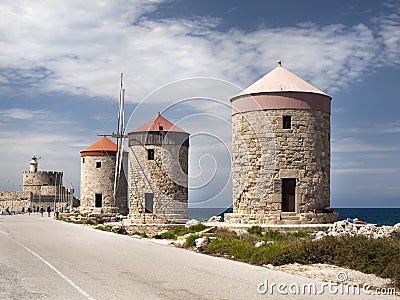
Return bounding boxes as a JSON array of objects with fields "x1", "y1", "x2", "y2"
[
  {"x1": 225, "y1": 62, "x2": 338, "y2": 224},
  {"x1": 0, "y1": 156, "x2": 78, "y2": 213}
]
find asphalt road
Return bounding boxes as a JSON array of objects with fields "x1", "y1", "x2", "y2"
[{"x1": 0, "y1": 215, "x2": 396, "y2": 300}]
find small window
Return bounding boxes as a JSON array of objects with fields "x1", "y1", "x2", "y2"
[
  {"x1": 96, "y1": 161, "x2": 101, "y2": 168},
  {"x1": 82, "y1": 157, "x2": 85, "y2": 163},
  {"x1": 148, "y1": 149, "x2": 154, "y2": 160},
  {"x1": 283, "y1": 116, "x2": 291, "y2": 129},
  {"x1": 159, "y1": 125, "x2": 163, "y2": 131}
]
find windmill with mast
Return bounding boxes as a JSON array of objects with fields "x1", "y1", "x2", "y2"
[{"x1": 79, "y1": 73, "x2": 128, "y2": 216}]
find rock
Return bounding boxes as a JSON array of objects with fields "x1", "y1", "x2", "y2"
[
  {"x1": 327, "y1": 220, "x2": 399, "y2": 239},
  {"x1": 358, "y1": 225, "x2": 374, "y2": 238},
  {"x1": 185, "y1": 219, "x2": 201, "y2": 228},
  {"x1": 112, "y1": 224, "x2": 127, "y2": 234},
  {"x1": 263, "y1": 264, "x2": 274, "y2": 269},
  {"x1": 236, "y1": 229, "x2": 249, "y2": 239},
  {"x1": 112, "y1": 224, "x2": 121, "y2": 231},
  {"x1": 207, "y1": 215, "x2": 222, "y2": 223},
  {"x1": 255, "y1": 241, "x2": 265, "y2": 248},
  {"x1": 314, "y1": 231, "x2": 327, "y2": 240},
  {"x1": 195, "y1": 237, "x2": 209, "y2": 250}
]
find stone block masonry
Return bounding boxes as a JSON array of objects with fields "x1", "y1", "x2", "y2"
[
  {"x1": 129, "y1": 144, "x2": 188, "y2": 223},
  {"x1": 23, "y1": 171, "x2": 63, "y2": 194},
  {"x1": 0, "y1": 191, "x2": 32, "y2": 213},
  {"x1": 80, "y1": 154, "x2": 128, "y2": 215},
  {"x1": 226, "y1": 109, "x2": 332, "y2": 224}
]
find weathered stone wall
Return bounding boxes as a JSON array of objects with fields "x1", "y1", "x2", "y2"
[
  {"x1": 228, "y1": 109, "x2": 331, "y2": 224},
  {"x1": 23, "y1": 171, "x2": 63, "y2": 194},
  {"x1": 80, "y1": 154, "x2": 128, "y2": 215},
  {"x1": 0, "y1": 191, "x2": 32, "y2": 213},
  {"x1": 129, "y1": 144, "x2": 188, "y2": 223}
]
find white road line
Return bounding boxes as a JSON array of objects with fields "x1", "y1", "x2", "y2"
[{"x1": 6, "y1": 233, "x2": 96, "y2": 300}]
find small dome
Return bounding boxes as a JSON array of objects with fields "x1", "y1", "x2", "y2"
[
  {"x1": 234, "y1": 62, "x2": 330, "y2": 99},
  {"x1": 80, "y1": 136, "x2": 123, "y2": 157},
  {"x1": 130, "y1": 113, "x2": 188, "y2": 133}
]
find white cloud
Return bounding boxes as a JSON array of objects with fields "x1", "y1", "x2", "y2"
[
  {"x1": 374, "y1": 3, "x2": 400, "y2": 65},
  {"x1": 0, "y1": 0, "x2": 397, "y2": 103},
  {"x1": 0, "y1": 108, "x2": 49, "y2": 120},
  {"x1": 335, "y1": 120, "x2": 400, "y2": 134},
  {"x1": 332, "y1": 137, "x2": 400, "y2": 152},
  {"x1": 332, "y1": 168, "x2": 399, "y2": 175}
]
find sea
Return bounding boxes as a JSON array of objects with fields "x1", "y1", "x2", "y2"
[{"x1": 188, "y1": 207, "x2": 400, "y2": 226}]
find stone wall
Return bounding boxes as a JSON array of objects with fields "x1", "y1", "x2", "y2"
[
  {"x1": 228, "y1": 109, "x2": 331, "y2": 224},
  {"x1": 80, "y1": 154, "x2": 128, "y2": 215},
  {"x1": 0, "y1": 191, "x2": 32, "y2": 213},
  {"x1": 23, "y1": 171, "x2": 63, "y2": 193},
  {"x1": 129, "y1": 144, "x2": 188, "y2": 223}
]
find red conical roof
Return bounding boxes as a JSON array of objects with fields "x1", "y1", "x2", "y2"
[
  {"x1": 80, "y1": 136, "x2": 122, "y2": 157},
  {"x1": 131, "y1": 113, "x2": 187, "y2": 133}
]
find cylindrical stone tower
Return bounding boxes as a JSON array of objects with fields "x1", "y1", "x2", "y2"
[
  {"x1": 226, "y1": 62, "x2": 337, "y2": 224},
  {"x1": 128, "y1": 113, "x2": 189, "y2": 224},
  {"x1": 80, "y1": 137, "x2": 128, "y2": 215}
]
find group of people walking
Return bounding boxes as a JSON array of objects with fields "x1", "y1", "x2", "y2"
[{"x1": 1, "y1": 205, "x2": 55, "y2": 217}]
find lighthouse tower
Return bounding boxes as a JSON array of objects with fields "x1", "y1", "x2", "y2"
[
  {"x1": 29, "y1": 156, "x2": 38, "y2": 172},
  {"x1": 128, "y1": 113, "x2": 189, "y2": 223},
  {"x1": 80, "y1": 137, "x2": 128, "y2": 215},
  {"x1": 226, "y1": 62, "x2": 337, "y2": 224}
]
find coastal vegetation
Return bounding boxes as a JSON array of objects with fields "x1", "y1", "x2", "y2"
[
  {"x1": 154, "y1": 224, "x2": 208, "y2": 240},
  {"x1": 57, "y1": 215, "x2": 399, "y2": 288},
  {"x1": 193, "y1": 226, "x2": 400, "y2": 288}
]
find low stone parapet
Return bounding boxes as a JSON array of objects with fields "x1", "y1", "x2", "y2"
[{"x1": 224, "y1": 211, "x2": 338, "y2": 225}]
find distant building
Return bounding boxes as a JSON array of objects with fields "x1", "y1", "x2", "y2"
[
  {"x1": 80, "y1": 137, "x2": 128, "y2": 215},
  {"x1": 225, "y1": 62, "x2": 338, "y2": 224},
  {"x1": 128, "y1": 113, "x2": 189, "y2": 223},
  {"x1": 0, "y1": 156, "x2": 77, "y2": 213}
]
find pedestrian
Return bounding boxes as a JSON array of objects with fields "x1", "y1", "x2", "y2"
[
  {"x1": 22, "y1": 207, "x2": 25, "y2": 214},
  {"x1": 47, "y1": 206, "x2": 51, "y2": 217},
  {"x1": 28, "y1": 206, "x2": 31, "y2": 215},
  {"x1": 40, "y1": 207, "x2": 44, "y2": 217},
  {"x1": 6, "y1": 207, "x2": 10, "y2": 215}
]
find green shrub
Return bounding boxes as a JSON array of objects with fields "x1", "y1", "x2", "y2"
[
  {"x1": 188, "y1": 223, "x2": 207, "y2": 233},
  {"x1": 172, "y1": 225, "x2": 187, "y2": 236},
  {"x1": 154, "y1": 231, "x2": 177, "y2": 240},
  {"x1": 248, "y1": 226, "x2": 263, "y2": 237},
  {"x1": 201, "y1": 230, "x2": 400, "y2": 288},
  {"x1": 185, "y1": 234, "x2": 201, "y2": 248},
  {"x1": 95, "y1": 225, "x2": 113, "y2": 232},
  {"x1": 213, "y1": 228, "x2": 238, "y2": 239},
  {"x1": 262, "y1": 230, "x2": 285, "y2": 241}
]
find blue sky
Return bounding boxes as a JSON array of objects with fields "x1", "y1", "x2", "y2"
[{"x1": 0, "y1": 0, "x2": 399, "y2": 208}]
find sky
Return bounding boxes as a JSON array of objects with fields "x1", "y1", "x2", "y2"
[{"x1": 0, "y1": 0, "x2": 399, "y2": 209}]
